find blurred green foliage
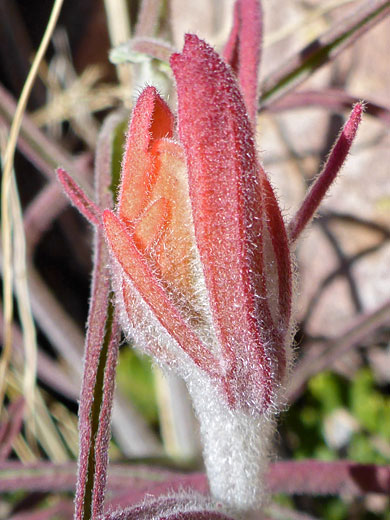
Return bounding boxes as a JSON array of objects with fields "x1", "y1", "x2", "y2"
[
  {"x1": 278, "y1": 368, "x2": 390, "y2": 519},
  {"x1": 110, "y1": 118, "x2": 128, "y2": 199},
  {"x1": 116, "y1": 348, "x2": 159, "y2": 425},
  {"x1": 116, "y1": 355, "x2": 390, "y2": 518},
  {"x1": 283, "y1": 369, "x2": 390, "y2": 463}
]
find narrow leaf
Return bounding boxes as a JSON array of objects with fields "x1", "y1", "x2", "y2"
[
  {"x1": 101, "y1": 493, "x2": 234, "y2": 520},
  {"x1": 288, "y1": 102, "x2": 363, "y2": 243},
  {"x1": 109, "y1": 38, "x2": 175, "y2": 66},
  {"x1": 223, "y1": 0, "x2": 263, "y2": 124},
  {"x1": 74, "y1": 115, "x2": 121, "y2": 520},
  {"x1": 57, "y1": 168, "x2": 102, "y2": 227},
  {"x1": 132, "y1": 37, "x2": 176, "y2": 63}
]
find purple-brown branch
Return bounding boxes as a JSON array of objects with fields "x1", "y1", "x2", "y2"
[
  {"x1": 260, "y1": 0, "x2": 390, "y2": 107},
  {"x1": 289, "y1": 299, "x2": 390, "y2": 401},
  {"x1": 0, "y1": 84, "x2": 93, "y2": 186},
  {"x1": 134, "y1": 0, "x2": 161, "y2": 38},
  {"x1": 2, "y1": 460, "x2": 390, "y2": 497},
  {"x1": 8, "y1": 500, "x2": 73, "y2": 520},
  {"x1": 266, "y1": 88, "x2": 390, "y2": 125}
]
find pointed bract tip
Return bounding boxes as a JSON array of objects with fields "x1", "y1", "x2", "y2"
[
  {"x1": 139, "y1": 84, "x2": 158, "y2": 97},
  {"x1": 118, "y1": 84, "x2": 174, "y2": 223},
  {"x1": 170, "y1": 34, "x2": 209, "y2": 65},
  {"x1": 183, "y1": 33, "x2": 203, "y2": 48},
  {"x1": 131, "y1": 85, "x2": 174, "y2": 143},
  {"x1": 57, "y1": 167, "x2": 102, "y2": 227},
  {"x1": 136, "y1": 84, "x2": 168, "y2": 107},
  {"x1": 344, "y1": 102, "x2": 364, "y2": 141}
]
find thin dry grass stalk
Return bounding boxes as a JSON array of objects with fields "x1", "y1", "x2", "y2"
[{"x1": 0, "y1": 0, "x2": 64, "y2": 415}]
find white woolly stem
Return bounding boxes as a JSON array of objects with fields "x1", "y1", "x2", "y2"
[{"x1": 188, "y1": 375, "x2": 275, "y2": 515}]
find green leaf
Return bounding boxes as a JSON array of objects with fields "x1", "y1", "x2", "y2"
[
  {"x1": 116, "y1": 348, "x2": 158, "y2": 424},
  {"x1": 308, "y1": 372, "x2": 345, "y2": 413},
  {"x1": 350, "y1": 368, "x2": 390, "y2": 440},
  {"x1": 110, "y1": 118, "x2": 128, "y2": 200}
]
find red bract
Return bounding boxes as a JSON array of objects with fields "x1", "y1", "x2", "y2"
[
  {"x1": 170, "y1": 34, "x2": 293, "y2": 412},
  {"x1": 102, "y1": 86, "x2": 222, "y2": 379},
  {"x1": 102, "y1": 35, "x2": 293, "y2": 417}
]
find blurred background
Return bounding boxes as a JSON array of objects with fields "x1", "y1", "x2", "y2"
[{"x1": 0, "y1": 1, "x2": 389, "y2": 519}]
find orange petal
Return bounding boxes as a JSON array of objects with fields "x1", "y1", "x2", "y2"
[
  {"x1": 134, "y1": 197, "x2": 172, "y2": 253},
  {"x1": 147, "y1": 140, "x2": 197, "y2": 292},
  {"x1": 118, "y1": 87, "x2": 174, "y2": 225}
]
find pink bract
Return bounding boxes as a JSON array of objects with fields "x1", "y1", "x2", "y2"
[{"x1": 103, "y1": 34, "x2": 293, "y2": 416}]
